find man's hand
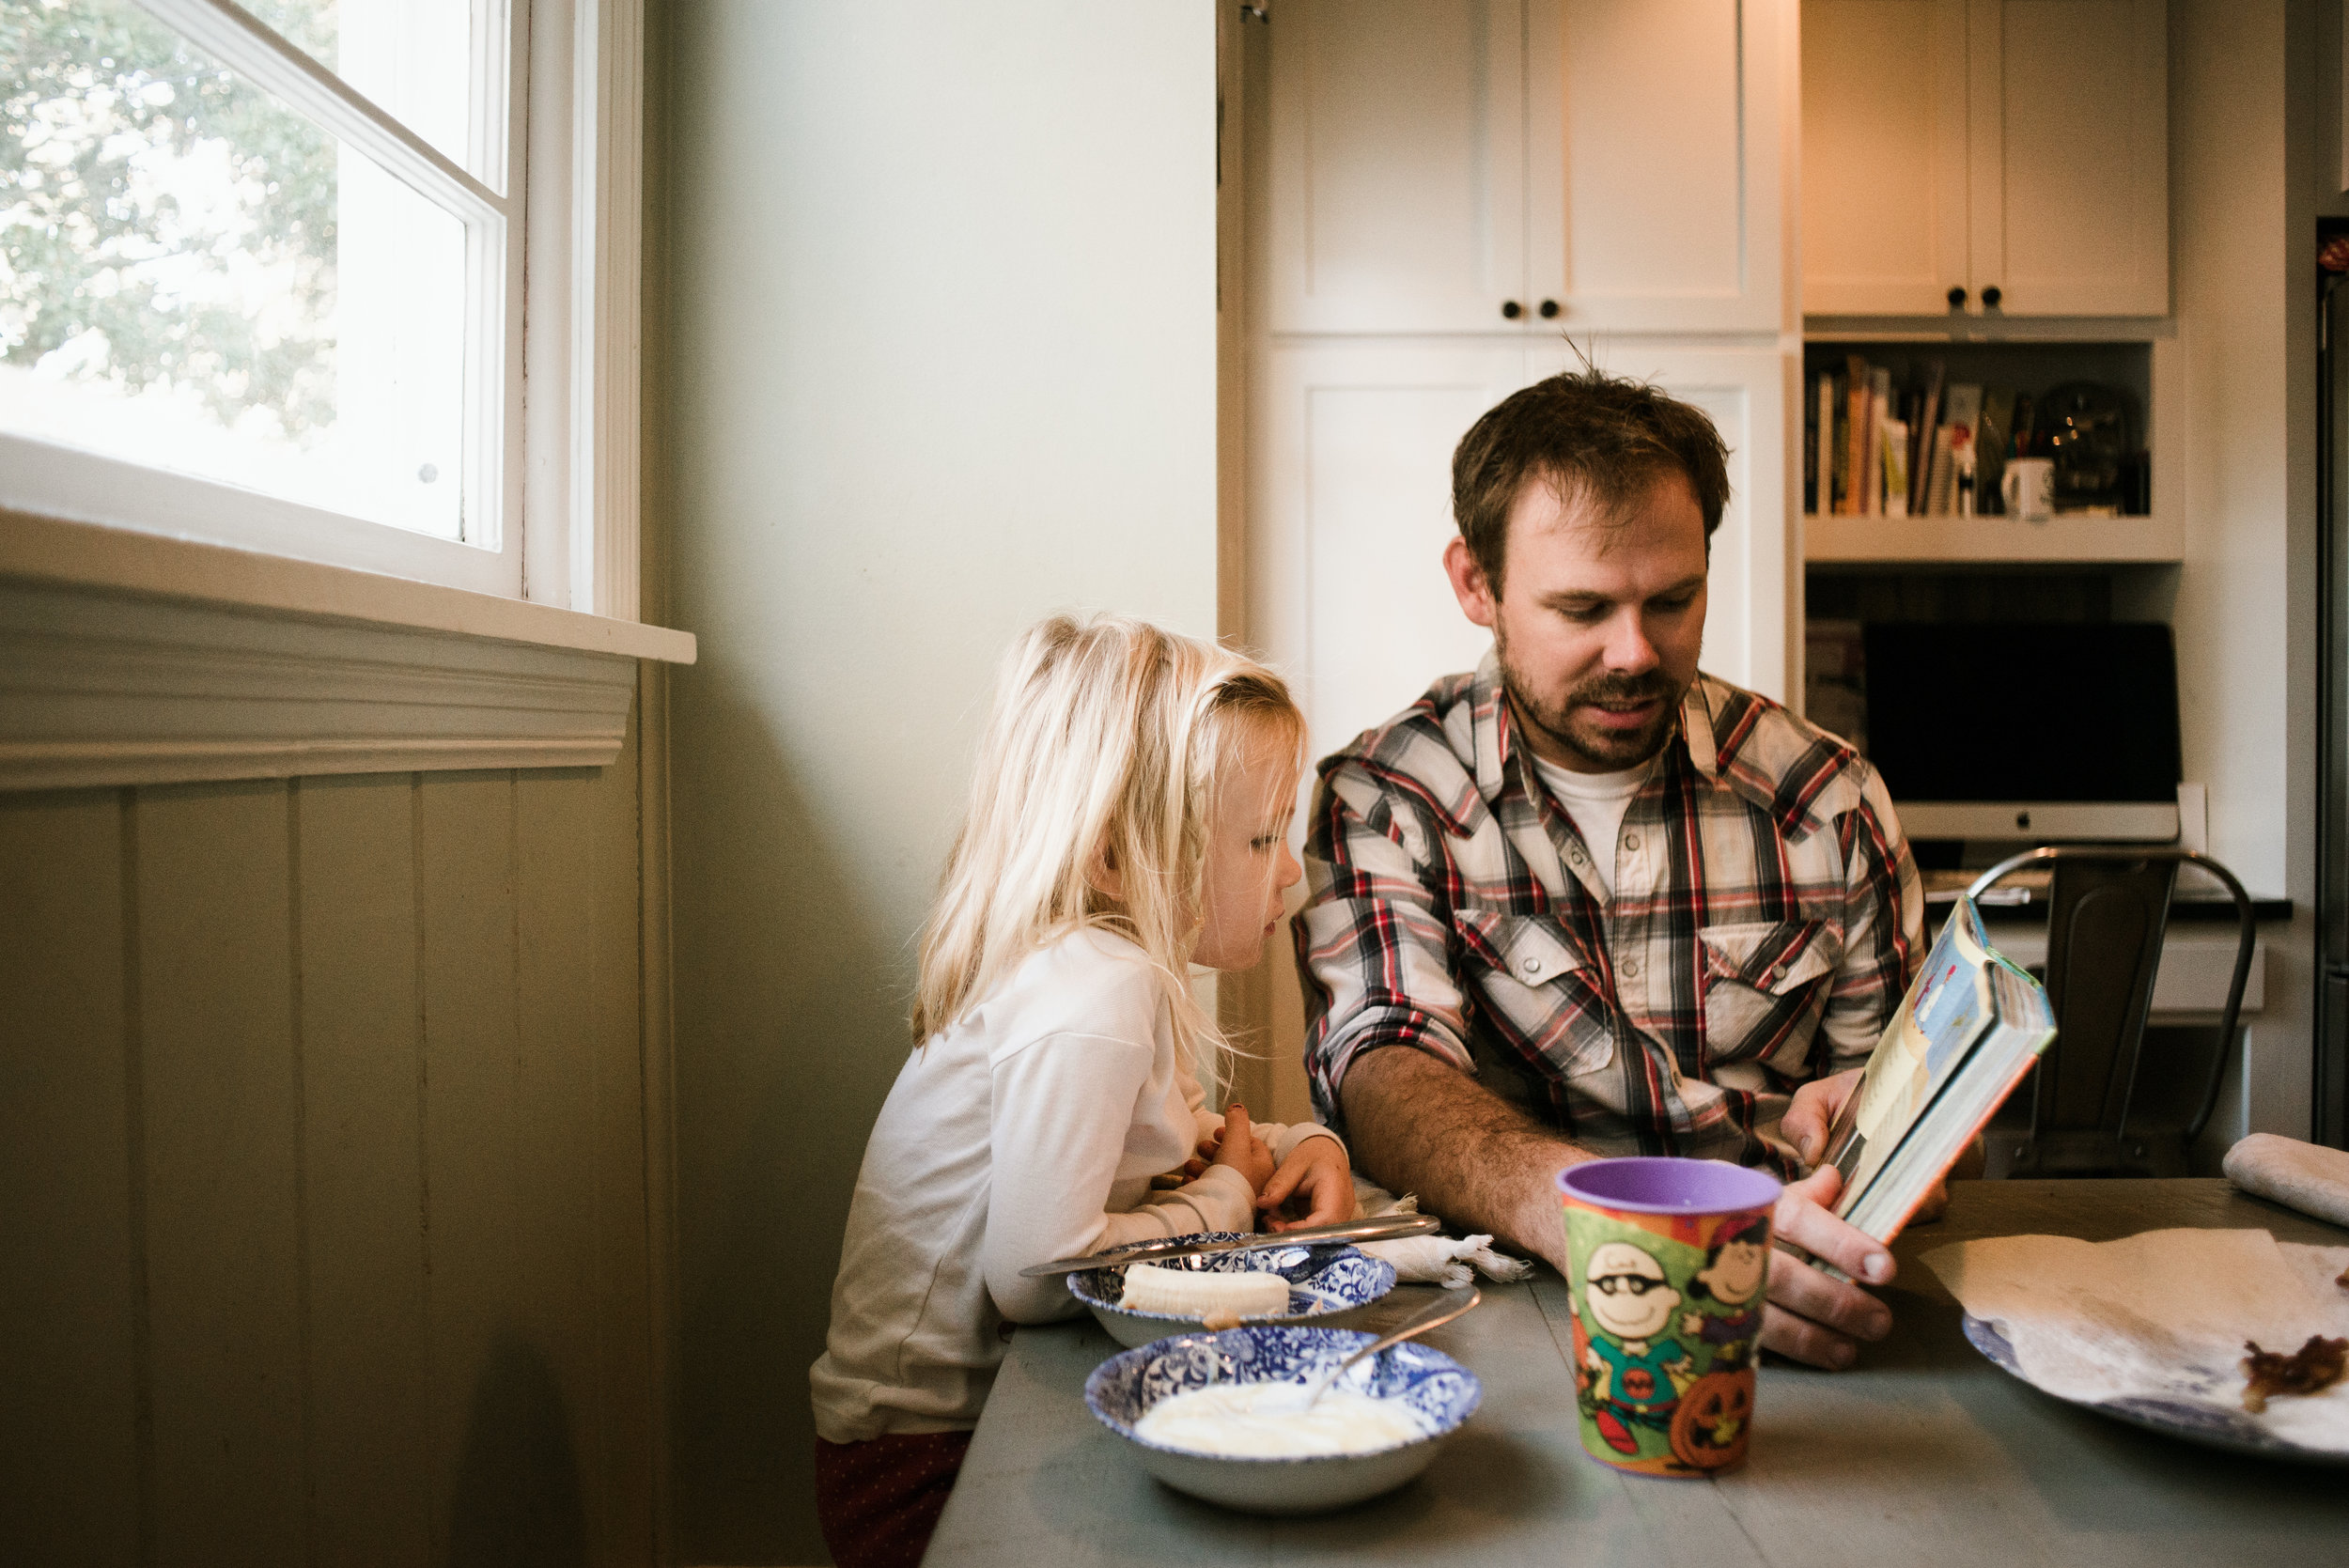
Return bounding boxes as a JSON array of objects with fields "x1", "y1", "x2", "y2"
[
  {"x1": 1766, "y1": 1067, "x2": 1905, "y2": 1366},
  {"x1": 1761, "y1": 1164, "x2": 1895, "y2": 1367},
  {"x1": 1256, "y1": 1135, "x2": 1358, "y2": 1231}
]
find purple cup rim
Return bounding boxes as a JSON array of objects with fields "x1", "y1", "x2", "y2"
[{"x1": 1554, "y1": 1156, "x2": 1781, "y2": 1216}]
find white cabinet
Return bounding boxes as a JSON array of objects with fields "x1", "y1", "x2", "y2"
[
  {"x1": 1265, "y1": 2, "x2": 1527, "y2": 334},
  {"x1": 1266, "y1": 0, "x2": 1788, "y2": 336},
  {"x1": 1248, "y1": 343, "x2": 1795, "y2": 768},
  {"x1": 1527, "y1": 0, "x2": 1788, "y2": 334},
  {"x1": 1802, "y1": 0, "x2": 2168, "y2": 318}
]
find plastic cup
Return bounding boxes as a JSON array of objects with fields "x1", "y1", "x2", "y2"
[{"x1": 1555, "y1": 1157, "x2": 1781, "y2": 1476}]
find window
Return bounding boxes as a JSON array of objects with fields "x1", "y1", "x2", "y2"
[{"x1": 0, "y1": 0, "x2": 639, "y2": 615}]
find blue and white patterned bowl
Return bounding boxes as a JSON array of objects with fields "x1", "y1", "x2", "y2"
[
  {"x1": 1066, "y1": 1234, "x2": 1396, "y2": 1348},
  {"x1": 1084, "y1": 1324, "x2": 1483, "y2": 1514}
]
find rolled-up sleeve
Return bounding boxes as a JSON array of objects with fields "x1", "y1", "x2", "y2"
[{"x1": 1295, "y1": 760, "x2": 1479, "y2": 1129}]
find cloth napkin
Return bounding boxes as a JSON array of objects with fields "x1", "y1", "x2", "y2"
[
  {"x1": 1921, "y1": 1228, "x2": 2349, "y2": 1453},
  {"x1": 2224, "y1": 1133, "x2": 2349, "y2": 1231},
  {"x1": 1347, "y1": 1179, "x2": 1535, "y2": 1289}
]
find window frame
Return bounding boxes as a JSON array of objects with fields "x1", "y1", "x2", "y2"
[
  {"x1": 0, "y1": 1, "x2": 685, "y2": 794},
  {"x1": 0, "y1": 0, "x2": 645, "y2": 622}
]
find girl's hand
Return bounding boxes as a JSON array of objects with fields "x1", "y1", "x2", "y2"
[
  {"x1": 1257, "y1": 1136, "x2": 1357, "y2": 1232},
  {"x1": 1209, "y1": 1104, "x2": 1277, "y2": 1197},
  {"x1": 1175, "y1": 1126, "x2": 1223, "y2": 1182}
]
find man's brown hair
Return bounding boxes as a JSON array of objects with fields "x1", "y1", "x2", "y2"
[{"x1": 1451, "y1": 365, "x2": 1732, "y2": 594}]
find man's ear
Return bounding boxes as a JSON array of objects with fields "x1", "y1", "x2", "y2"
[{"x1": 1443, "y1": 536, "x2": 1499, "y2": 630}]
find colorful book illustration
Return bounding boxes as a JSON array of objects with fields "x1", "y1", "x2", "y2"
[{"x1": 1815, "y1": 896, "x2": 2057, "y2": 1244}]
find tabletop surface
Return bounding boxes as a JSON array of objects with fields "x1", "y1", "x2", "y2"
[{"x1": 926, "y1": 1179, "x2": 2349, "y2": 1567}]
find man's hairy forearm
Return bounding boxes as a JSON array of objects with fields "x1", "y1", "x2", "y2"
[{"x1": 1338, "y1": 1047, "x2": 1593, "y2": 1268}]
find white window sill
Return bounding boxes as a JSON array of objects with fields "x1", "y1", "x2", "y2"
[{"x1": 0, "y1": 509, "x2": 696, "y2": 790}]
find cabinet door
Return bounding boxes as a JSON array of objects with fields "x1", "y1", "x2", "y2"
[
  {"x1": 1968, "y1": 0, "x2": 2168, "y2": 316},
  {"x1": 1248, "y1": 343, "x2": 1532, "y2": 755},
  {"x1": 1266, "y1": 1, "x2": 1529, "y2": 334},
  {"x1": 1526, "y1": 0, "x2": 1789, "y2": 334},
  {"x1": 1522, "y1": 344, "x2": 1794, "y2": 702},
  {"x1": 1801, "y1": 0, "x2": 1971, "y2": 316}
]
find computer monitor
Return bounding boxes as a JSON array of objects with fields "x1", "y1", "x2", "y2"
[{"x1": 1858, "y1": 622, "x2": 2183, "y2": 843}]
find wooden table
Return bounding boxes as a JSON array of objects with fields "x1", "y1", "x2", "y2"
[{"x1": 927, "y1": 1180, "x2": 2349, "y2": 1566}]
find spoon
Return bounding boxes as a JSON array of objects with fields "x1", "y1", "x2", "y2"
[{"x1": 1249, "y1": 1285, "x2": 1482, "y2": 1416}]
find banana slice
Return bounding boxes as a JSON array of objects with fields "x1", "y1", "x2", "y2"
[{"x1": 1117, "y1": 1262, "x2": 1291, "y2": 1319}]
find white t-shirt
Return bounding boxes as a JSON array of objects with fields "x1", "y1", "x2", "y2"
[
  {"x1": 1531, "y1": 753, "x2": 1651, "y2": 896},
  {"x1": 808, "y1": 926, "x2": 1345, "y2": 1443}
]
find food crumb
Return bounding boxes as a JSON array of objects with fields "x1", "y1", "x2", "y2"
[
  {"x1": 1201, "y1": 1309, "x2": 1243, "y2": 1331},
  {"x1": 2241, "y1": 1335, "x2": 2348, "y2": 1414}
]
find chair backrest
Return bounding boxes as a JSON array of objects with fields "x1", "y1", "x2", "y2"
[{"x1": 1966, "y1": 847, "x2": 2255, "y2": 1176}]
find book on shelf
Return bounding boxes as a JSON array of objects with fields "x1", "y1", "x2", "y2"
[
  {"x1": 1815, "y1": 896, "x2": 2057, "y2": 1246},
  {"x1": 1879, "y1": 417, "x2": 1909, "y2": 518},
  {"x1": 1844, "y1": 356, "x2": 1871, "y2": 515}
]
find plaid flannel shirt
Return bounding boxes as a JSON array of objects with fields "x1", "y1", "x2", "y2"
[{"x1": 1296, "y1": 654, "x2": 1923, "y2": 1176}]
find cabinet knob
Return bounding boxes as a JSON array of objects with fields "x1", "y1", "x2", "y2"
[
  {"x1": 1501, "y1": 300, "x2": 1523, "y2": 319},
  {"x1": 1538, "y1": 299, "x2": 1560, "y2": 318},
  {"x1": 1947, "y1": 286, "x2": 1968, "y2": 308},
  {"x1": 1982, "y1": 285, "x2": 2003, "y2": 308}
]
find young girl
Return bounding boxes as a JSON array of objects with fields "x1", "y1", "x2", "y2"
[{"x1": 808, "y1": 614, "x2": 1356, "y2": 1567}]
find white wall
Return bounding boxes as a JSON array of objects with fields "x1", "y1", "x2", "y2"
[
  {"x1": 659, "y1": 4, "x2": 1217, "y2": 1560},
  {"x1": 2168, "y1": 0, "x2": 2317, "y2": 1145}
]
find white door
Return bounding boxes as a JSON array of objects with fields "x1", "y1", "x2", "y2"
[
  {"x1": 1265, "y1": 0, "x2": 1531, "y2": 334},
  {"x1": 1526, "y1": 0, "x2": 1791, "y2": 334},
  {"x1": 1968, "y1": 0, "x2": 2168, "y2": 316},
  {"x1": 1521, "y1": 343, "x2": 1796, "y2": 703},
  {"x1": 1801, "y1": 0, "x2": 1971, "y2": 316}
]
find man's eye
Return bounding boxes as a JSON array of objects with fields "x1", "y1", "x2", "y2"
[
  {"x1": 1560, "y1": 603, "x2": 1609, "y2": 624},
  {"x1": 1652, "y1": 594, "x2": 1698, "y2": 614}
]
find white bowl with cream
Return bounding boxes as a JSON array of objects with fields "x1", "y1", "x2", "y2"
[{"x1": 1083, "y1": 1325, "x2": 1482, "y2": 1514}]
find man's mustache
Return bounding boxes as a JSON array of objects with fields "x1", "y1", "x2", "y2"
[{"x1": 1567, "y1": 673, "x2": 1679, "y2": 708}]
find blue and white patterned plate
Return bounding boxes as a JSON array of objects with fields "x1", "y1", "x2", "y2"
[
  {"x1": 1084, "y1": 1325, "x2": 1483, "y2": 1514},
  {"x1": 1962, "y1": 1313, "x2": 2349, "y2": 1467},
  {"x1": 1066, "y1": 1234, "x2": 1396, "y2": 1348}
]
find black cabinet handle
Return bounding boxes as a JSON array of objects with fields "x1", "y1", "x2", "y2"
[
  {"x1": 1501, "y1": 300, "x2": 1523, "y2": 319},
  {"x1": 1538, "y1": 299, "x2": 1560, "y2": 318},
  {"x1": 1947, "y1": 286, "x2": 1968, "y2": 308},
  {"x1": 1982, "y1": 285, "x2": 2003, "y2": 308}
]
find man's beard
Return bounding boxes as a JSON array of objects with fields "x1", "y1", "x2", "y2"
[{"x1": 1494, "y1": 629, "x2": 1688, "y2": 771}]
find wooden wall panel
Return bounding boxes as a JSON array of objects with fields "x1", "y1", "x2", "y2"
[
  {"x1": 294, "y1": 775, "x2": 433, "y2": 1567},
  {"x1": 0, "y1": 691, "x2": 662, "y2": 1565},
  {"x1": 134, "y1": 782, "x2": 309, "y2": 1563},
  {"x1": 0, "y1": 791, "x2": 137, "y2": 1567},
  {"x1": 511, "y1": 765, "x2": 606, "y2": 1563},
  {"x1": 586, "y1": 706, "x2": 657, "y2": 1564}
]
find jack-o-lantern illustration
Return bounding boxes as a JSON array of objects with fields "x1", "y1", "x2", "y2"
[{"x1": 1668, "y1": 1371, "x2": 1753, "y2": 1470}]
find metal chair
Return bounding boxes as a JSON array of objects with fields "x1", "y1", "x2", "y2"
[{"x1": 1964, "y1": 846, "x2": 2256, "y2": 1178}]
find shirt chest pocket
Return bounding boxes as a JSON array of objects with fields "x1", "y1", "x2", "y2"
[
  {"x1": 1452, "y1": 909, "x2": 1616, "y2": 1079},
  {"x1": 1698, "y1": 920, "x2": 1843, "y2": 1076}
]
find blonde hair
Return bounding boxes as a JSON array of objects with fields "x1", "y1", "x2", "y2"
[{"x1": 911, "y1": 613, "x2": 1305, "y2": 1069}]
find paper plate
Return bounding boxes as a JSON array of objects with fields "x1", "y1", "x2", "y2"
[{"x1": 1961, "y1": 1313, "x2": 2349, "y2": 1466}]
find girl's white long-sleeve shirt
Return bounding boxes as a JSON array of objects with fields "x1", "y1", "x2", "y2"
[{"x1": 808, "y1": 926, "x2": 1345, "y2": 1443}]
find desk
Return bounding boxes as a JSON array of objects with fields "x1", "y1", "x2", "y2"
[{"x1": 928, "y1": 1181, "x2": 2349, "y2": 1566}]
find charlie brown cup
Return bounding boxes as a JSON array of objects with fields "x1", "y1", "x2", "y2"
[{"x1": 1556, "y1": 1157, "x2": 1781, "y2": 1476}]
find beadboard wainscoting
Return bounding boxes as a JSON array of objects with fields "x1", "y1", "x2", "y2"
[{"x1": 0, "y1": 680, "x2": 674, "y2": 1565}]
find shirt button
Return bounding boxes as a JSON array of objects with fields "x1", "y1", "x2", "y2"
[
  {"x1": 1621, "y1": 958, "x2": 1641, "y2": 979},
  {"x1": 1624, "y1": 833, "x2": 1641, "y2": 851},
  {"x1": 1522, "y1": 957, "x2": 1544, "y2": 976}
]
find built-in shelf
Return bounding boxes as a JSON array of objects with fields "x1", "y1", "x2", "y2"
[{"x1": 1803, "y1": 512, "x2": 2184, "y2": 566}]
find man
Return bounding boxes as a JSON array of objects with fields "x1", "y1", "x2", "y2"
[{"x1": 1294, "y1": 367, "x2": 1925, "y2": 1369}]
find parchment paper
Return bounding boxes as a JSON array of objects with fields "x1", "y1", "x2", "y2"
[{"x1": 1921, "y1": 1228, "x2": 2349, "y2": 1453}]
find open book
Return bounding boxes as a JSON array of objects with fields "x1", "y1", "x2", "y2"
[{"x1": 1815, "y1": 896, "x2": 2057, "y2": 1242}]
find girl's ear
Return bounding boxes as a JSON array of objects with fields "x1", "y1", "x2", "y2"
[{"x1": 1085, "y1": 841, "x2": 1125, "y2": 902}]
